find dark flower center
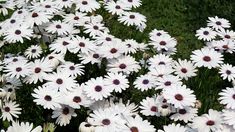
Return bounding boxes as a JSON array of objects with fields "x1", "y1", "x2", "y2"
[
  {"x1": 56, "y1": 78, "x2": 63, "y2": 84},
  {"x1": 73, "y1": 96, "x2": 81, "y2": 103},
  {"x1": 128, "y1": 0, "x2": 133, "y2": 2},
  {"x1": 62, "y1": 107, "x2": 70, "y2": 115},
  {"x1": 13, "y1": 58, "x2": 18, "y2": 62},
  {"x1": 95, "y1": 85, "x2": 102, "y2": 92},
  {"x1": 69, "y1": 66, "x2": 75, "y2": 70},
  {"x1": 164, "y1": 81, "x2": 171, "y2": 86},
  {"x1": 15, "y1": 30, "x2": 21, "y2": 35},
  {"x1": 115, "y1": 5, "x2": 121, "y2": 9},
  {"x1": 216, "y1": 21, "x2": 222, "y2": 25},
  {"x1": 110, "y1": 48, "x2": 117, "y2": 53},
  {"x1": 79, "y1": 42, "x2": 85, "y2": 47},
  {"x1": 175, "y1": 94, "x2": 183, "y2": 101},
  {"x1": 31, "y1": 49, "x2": 37, "y2": 53},
  {"x1": 129, "y1": 15, "x2": 135, "y2": 19},
  {"x1": 226, "y1": 70, "x2": 231, "y2": 75},
  {"x1": 161, "y1": 104, "x2": 168, "y2": 108},
  {"x1": 74, "y1": 16, "x2": 79, "y2": 20},
  {"x1": 232, "y1": 94, "x2": 235, "y2": 100},
  {"x1": 159, "y1": 41, "x2": 166, "y2": 46},
  {"x1": 113, "y1": 79, "x2": 120, "y2": 85},
  {"x1": 48, "y1": 56, "x2": 54, "y2": 59},
  {"x1": 130, "y1": 127, "x2": 139, "y2": 132},
  {"x1": 222, "y1": 45, "x2": 229, "y2": 49},
  {"x1": 34, "y1": 67, "x2": 41, "y2": 73},
  {"x1": 10, "y1": 19, "x2": 16, "y2": 23},
  {"x1": 203, "y1": 31, "x2": 209, "y2": 35},
  {"x1": 178, "y1": 109, "x2": 187, "y2": 114},
  {"x1": 93, "y1": 25, "x2": 99, "y2": 30},
  {"x1": 181, "y1": 68, "x2": 188, "y2": 73},
  {"x1": 62, "y1": 41, "x2": 69, "y2": 46},
  {"x1": 150, "y1": 106, "x2": 157, "y2": 112},
  {"x1": 93, "y1": 54, "x2": 99, "y2": 58},
  {"x1": 45, "y1": 5, "x2": 51, "y2": 8},
  {"x1": 203, "y1": 56, "x2": 211, "y2": 62},
  {"x1": 16, "y1": 67, "x2": 22, "y2": 72},
  {"x1": 158, "y1": 61, "x2": 165, "y2": 65},
  {"x1": 224, "y1": 35, "x2": 231, "y2": 39},
  {"x1": 106, "y1": 37, "x2": 112, "y2": 41},
  {"x1": 18, "y1": 10, "x2": 23, "y2": 14},
  {"x1": 142, "y1": 79, "x2": 149, "y2": 85},
  {"x1": 102, "y1": 119, "x2": 111, "y2": 125},
  {"x1": 4, "y1": 107, "x2": 10, "y2": 112},
  {"x1": 56, "y1": 24, "x2": 62, "y2": 29},
  {"x1": 44, "y1": 95, "x2": 52, "y2": 101},
  {"x1": 32, "y1": 12, "x2": 38, "y2": 18},
  {"x1": 206, "y1": 120, "x2": 215, "y2": 126},
  {"x1": 85, "y1": 124, "x2": 92, "y2": 127},
  {"x1": 156, "y1": 33, "x2": 162, "y2": 36},
  {"x1": 82, "y1": 1, "x2": 88, "y2": 5},
  {"x1": 119, "y1": 63, "x2": 127, "y2": 69}
]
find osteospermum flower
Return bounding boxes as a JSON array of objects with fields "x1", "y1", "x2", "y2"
[
  {"x1": 118, "y1": 12, "x2": 146, "y2": 28},
  {"x1": 222, "y1": 109, "x2": 235, "y2": 129},
  {"x1": 24, "y1": 45, "x2": 42, "y2": 59},
  {"x1": 104, "y1": 1, "x2": 131, "y2": 15},
  {"x1": 1, "y1": 101, "x2": 22, "y2": 122},
  {"x1": 162, "y1": 85, "x2": 196, "y2": 108},
  {"x1": 158, "y1": 123, "x2": 188, "y2": 132},
  {"x1": 107, "y1": 55, "x2": 141, "y2": 74},
  {"x1": 63, "y1": 12, "x2": 88, "y2": 26},
  {"x1": 190, "y1": 48, "x2": 224, "y2": 69},
  {"x1": 46, "y1": 20, "x2": 73, "y2": 36},
  {"x1": 57, "y1": 62, "x2": 84, "y2": 77},
  {"x1": 207, "y1": 16, "x2": 231, "y2": 30},
  {"x1": 83, "y1": 77, "x2": 113, "y2": 101},
  {"x1": 173, "y1": 59, "x2": 197, "y2": 80},
  {"x1": 134, "y1": 74, "x2": 156, "y2": 91},
  {"x1": 52, "y1": 105, "x2": 77, "y2": 126},
  {"x1": 30, "y1": 0, "x2": 60, "y2": 14},
  {"x1": 78, "y1": 51, "x2": 103, "y2": 65},
  {"x1": 104, "y1": 72, "x2": 129, "y2": 93},
  {"x1": 4, "y1": 24, "x2": 33, "y2": 43},
  {"x1": 148, "y1": 54, "x2": 173, "y2": 68},
  {"x1": 4, "y1": 61, "x2": 31, "y2": 78},
  {"x1": 32, "y1": 85, "x2": 62, "y2": 110},
  {"x1": 219, "y1": 87, "x2": 235, "y2": 109},
  {"x1": 156, "y1": 75, "x2": 182, "y2": 90},
  {"x1": 219, "y1": 64, "x2": 235, "y2": 82},
  {"x1": 149, "y1": 29, "x2": 170, "y2": 42},
  {"x1": 217, "y1": 29, "x2": 235, "y2": 40},
  {"x1": 170, "y1": 106, "x2": 198, "y2": 123},
  {"x1": 25, "y1": 11, "x2": 52, "y2": 28},
  {"x1": 196, "y1": 27, "x2": 217, "y2": 41},
  {"x1": 120, "y1": 0, "x2": 142, "y2": 8},
  {"x1": 84, "y1": 21, "x2": 108, "y2": 38},
  {"x1": 6, "y1": 121, "x2": 42, "y2": 132},
  {"x1": 191, "y1": 109, "x2": 223, "y2": 132},
  {"x1": 76, "y1": 0, "x2": 100, "y2": 13},
  {"x1": 140, "y1": 97, "x2": 161, "y2": 116},
  {"x1": 49, "y1": 37, "x2": 73, "y2": 54}
]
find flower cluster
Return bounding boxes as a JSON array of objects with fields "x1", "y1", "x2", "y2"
[{"x1": 0, "y1": 0, "x2": 235, "y2": 132}]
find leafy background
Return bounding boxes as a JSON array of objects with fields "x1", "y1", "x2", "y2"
[{"x1": 1, "y1": 0, "x2": 235, "y2": 131}]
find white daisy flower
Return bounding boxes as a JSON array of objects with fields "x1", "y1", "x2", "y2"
[
  {"x1": 104, "y1": 72, "x2": 129, "y2": 93},
  {"x1": 149, "y1": 29, "x2": 171, "y2": 42},
  {"x1": 76, "y1": 0, "x2": 100, "y2": 13},
  {"x1": 83, "y1": 77, "x2": 113, "y2": 101},
  {"x1": 25, "y1": 11, "x2": 52, "y2": 28},
  {"x1": 57, "y1": 61, "x2": 84, "y2": 77},
  {"x1": 170, "y1": 106, "x2": 198, "y2": 123},
  {"x1": 94, "y1": 33, "x2": 117, "y2": 45},
  {"x1": 148, "y1": 65, "x2": 174, "y2": 78},
  {"x1": 84, "y1": 21, "x2": 108, "y2": 38},
  {"x1": 69, "y1": 36, "x2": 97, "y2": 54},
  {"x1": 219, "y1": 87, "x2": 235, "y2": 109},
  {"x1": 120, "y1": 0, "x2": 142, "y2": 8},
  {"x1": 191, "y1": 109, "x2": 223, "y2": 132},
  {"x1": 196, "y1": 27, "x2": 217, "y2": 41},
  {"x1": 162, "y1": 85, "x2": 196, "y2": 108},
  {"x1": 52, "y1": 105, "x2": 77, "y2": 126},
  {"x1": 217, "y1": 29, "x2": 235, "y2": 40},
  {"x1": 219, "y1": 64, "x2": 235, "y2": 82},
  {"x1": 78, "y1": 51, "x2": 103, "y2": 65},
  {"x1": 107, "y1": 55, "x2": 141, "y2": 74},
  {"x1": 134, "y1": 74, "x2": 156, "y2": 91},
  {"x1": 173, "y1": 59, "x2": 197, "y2": 80},
  {"x1": 1, "y1": 101, "x2": 22, "y2": 122},
  {"x1": 156, "y1": 75, "x2": 182, "y2": 90},
  {"x1": 30, "y1": 0, "x2": 60, "y2": 14},
  {"x1": 207, "y1": 16, "x2": 231, "y2": 30},
  {"x1": 24, "y1": 45, "x2": 42, "y2": 59},
  {"x1": 46, "y1": 20, "x2": 73, "y2": 36},
  {"x1": 222, "y1": 109, "x2": 235, "y2": 129},
  {"x1": 118, "y1": 12, "x2": 146, "y2": 27},
  {"x1": 63, "y1": 12, "x2": 88, "y2": 26},
  {"x1": 148, "y1": 54, "x2": 173, "y2": 68},
  {"x1": 190, "y1": 48, "x2": 224, "y2": 69},
  {"x1": 6, "y1": 121, "x2": 42, "y2": 132},
  {"x1": 104, "y1": 1, "x2": 131, "y2": 15},
  {"x1": 56, "y1": 0, "x2": 74, "y2": 8},
  {"x1": 4, "y1": 61, "x2": 31, "y2": 79},
  {"x1": 49, "y1": 37, "x2": 73, "y2": 54},
  {"x1": 32, "y1": 85, "x2": 62, "y2": 110},
  {"x1": 140, "y1": 97, "x2": 161, "y2": 116},
  {"x1": 123, "y1": 39, "x2": 140, "y2": 54}
]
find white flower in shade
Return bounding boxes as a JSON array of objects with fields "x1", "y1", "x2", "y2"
[
  {"x1": 63, "y1": 12, "x2": 88, "y2": 26},
  {"x1": 94, "y1": 33, "x2": 116, "y2": 45},
  {"x1": 78, "y1": 51, "x2": 102, "y2": 65},
  {"x1": 140, "y1": 97, "x2": 161, "y2": 116},
  {"x1": 190, "y1": 48, "x2": 224, "y2": 69},
  {"x1": 24, "y1": 58, "x2": 53, "y2": 84},
  {"x1": 57, "y1": 61, "x2": 84, "y2": 77},
  {"x1": 88, "y1": 108, "x2": 126, "y2": 131},
  {"x1": 170, "y1": 106, "x2": 198, "y2": 123},
  {"x1": 162, "y1": 85, "x2": 196, "y2": 108},
  {"x1": 1, "y1": 101, "x2": 21, "y2": 122},
  {"x1": 196, "y1": 27, "x2": 217, "y2": 41},
  {"x1": 24, "y1": 45, "x2": 42, "y2": 59},
  {"x1": 156, "y1": 75, "x2": 182, "y2": 90},
  {"x1": 46, "y1": 20, "x2": 73, "y2": 36},
  {"x1": 79, "y1": 122, "x2": 95, "y2": 132},
  {"x1": 83, "y1": 77, "x2": 113, "y2": 101},
  {"x1": 148, "y1": 65, "x2": 174, "y2": 78},
  {"x1": 120, "y1": 0, "x2": 142, "y2": 8},
  {"x1": 69, "y1": 36, "x2": 97, "y2": 54},
  {"x1": 148, "y1": 54, "x2": 173, "y2": 68},
  {"x1": 49, "y1": 37, "x2": 73, "y2": 54},
  {"x1": 52, "y1": 105, "x2": 77, "y2": 126},
  {"x1": 149, "y1": 29, "x2": 171, "y2": 42},
  {"x1": 219, "y1": 87, "x2": 235, "y2": 109},
  {"x1": 6, "y1": 121, "x2": 42, "y2": 132},
  {"x1": 134, "y1": 74, "x2": 156, "y2": 91},
  {"x1": 25, "y1": 11, "x2": 52, "y2": 28},
  {"x1": 207, "y1": 16, "x2": 230, "y2": 30},
  {"x1": 109, "y1": 100, "x2": 138, "y2": 117},
  {"x1": 219, "y1": 64, "x2": 235, "y2": 82},
  {"x1": 32, "y1": 85, "x2": 62, "y2": 110},
  {"x1": 191, "y1": 109, "x2": 223, "y2": 132},
  {"x1": 44, "y1": 71, "x2": 77, "y2": 92},
  {"x1": 4, "y1": 24, "x2": 33, "y2": 43},
  {"x1": 222, "y1": 109, "x2": 235, "y2": 129},
  {"x1": 84, "y1": 21, "x2": 108, "y2": 38},
  {"x1": 173, "y1": 59, "x2": 197, "y2": 80},
  {"x1": 158, "y1": 123, "x2": 188, "y2": 132},
  {"x1": 118, "y1": 115, "x2": 156, "y2": 132},
  {"x1": 118, "y1": 12, "x2": 146, "y2": 27},
  {"x1": 4, "y1": 61, "x2": 31, "y2": 79},
  {"x1": 3, "y1": 55, "x2": 27, "y2": 65},
  {"x1": 64, "y1": 86, "x2": 93, "y2": 109},
  {"x1": 98, "y1": 40, "x2": 126, "y2": 59},
  {"x1": 104, "y1": 1, "x2": 131, "y2": 15},
  {"x1": 30, "y1": 0, "x2": 60, "y2": 14},
  {"x1": 217, "y1": 29, "x2": 235, "y2": 40},
  {"x1": 207, "y1": 40, "x2": 235, "y2": 54},
  {"x1": 104, "y1": 72, "x2": 129, "y2": 93},
  {"x1": 107, "y1": 55, "x2": 140, "y2": 74},
  {"x1": 123, "y1": 39, "x2": 140, "y2": 54},
  {"x1": 76, "y1": 0, "x2": 100, "y2": 13}
]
